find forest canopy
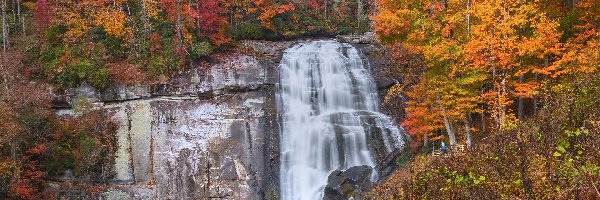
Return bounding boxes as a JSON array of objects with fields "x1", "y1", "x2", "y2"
[{"x1": 368, "y1": 0, "x2": 599, "y2": 199}]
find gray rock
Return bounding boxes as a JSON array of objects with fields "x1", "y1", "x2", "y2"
[
  {"x1": 336, "y1": 32, "x2": 377, "y2": 44},
  {"x1": 49, "y1": 39, "x2": 407, "y2": 200},
  {"x1": 323, "y1": 165, "x2": 374, "y2": 200},
  {"x1": 374, "y1": 148, "x2": 405, "y2": 179}
]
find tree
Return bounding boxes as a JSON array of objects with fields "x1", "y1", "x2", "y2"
[
  {"x1": 374, "y1": 0, "x2": 484, "y2": 146},
  {"x1": 466, "y1": 0, "x2": 562, "y2": 132},
  {"x1": 94, "y1": 0, "x2": 131, "y2": 39},
  {"x1": 190, "y1": 0, "x2": 230, "y2": 46},
  {"x1": 33, "y1": 0, "x2": 53, "y2": 30},
  {"x1": 401, "y1": 79, "x2": 444, "y2": 146}
]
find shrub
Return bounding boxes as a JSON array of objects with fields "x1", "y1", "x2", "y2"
[
  {"x1": 395, "y1": 147, "x2": 414, "y2": 168},
  {"x1": 43, "y1": 25, "x2": 67, "y2": 45},
  {"x1": 231, "y1": 22, "x2": 264, "y2": 40},
  {"x1": 188, "y1": 41, "x2": 214, "y2": 59},
  {"x1": 54, "y1": 60, "x2": 109, "y2": 89}
]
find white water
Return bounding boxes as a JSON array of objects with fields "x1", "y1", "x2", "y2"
[{"x1": 278, "y1": 41, "x2": 404, "y2": 200}]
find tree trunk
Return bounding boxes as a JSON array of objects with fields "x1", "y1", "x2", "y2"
[
  {"x1": 176, "y1": 0, "x2": 183, "y2": 45},
  {"x1": 2, "y1": 0, "x2": 8, "y2": 52},
  {"x1": 518, "y1": 74, "x2": 524, "y2": 121},
  {"x1": 466, "y1": 0, "x2": 470, "y2": 39},
  {"x1": 324, "y1": 0, "x2": 327, "y2": 20},
  {"x1": 436, "y1": 93, "x2": 457, "y2": 145},
  {"x1": 442, "y1": 110, "x2": 456, "y2": 146},
  {"x1": 497, "y1": 72, "x2": 507, "y2": 134},
  {"x1": 11, "y1": 0, "x2": 14, "y2": 22},
  {"x1": 17, "y1": 0, "x2": 23, "y2": 34},
  {"x1": 423, "y1": 133, "x2": 429, "y2": 148},
  {"x1": 464, "y1": 117, "x2": 472, "y2": 149},
  {"x1": 481, "y1": 87, "x2": 486, "y2": 132},
  {"x1": 356, "y1": 0, "x2": 363, "y2": 32}
]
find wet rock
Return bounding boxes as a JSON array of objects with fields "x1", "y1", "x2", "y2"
[
  {"x1": 374, "y1": 148, "x2": 405, "y2": 179},
  {"x1": 242, "y1": 40, "x2": 295, "y2": 61},
  {"x1": 354, "y1": 44, "x2": 398, "y2": 91},
  {"x1": 323, "y1": 165, "x2": 374, "y2": 200},
  {"x1": 101, "y1": 85, "x2": 152, "y2": 102},
  {"x1": 353, "y1": 42, "x2": 406, "y2": 123},
  {"x1": 336, "y1": 32, "x2": 376, "y2": 44},
  {"x1": 51, "y1": 48, "x2": 281, "y2": 200},
  {"x1": 49, "y1": 39, "x2": 408, "y2": 200}
]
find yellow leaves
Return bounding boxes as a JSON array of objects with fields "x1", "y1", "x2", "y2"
[
  {"x1": 257, "y1": 3, "x2": 294, "y2": 30},
  {"x1": 371, "y1": 10, "x2": 409, "y2": 41},
  {"x1": 384, "y1": 83, "x2": 405, "y2": 103},
  {"x1": 441, "y1": 25, "x2": 453, "y2": 38},
  {"x1": 512, "y1": 82, "x2": 539, "y2": 98},
  {"x1": 22, "y1": 2, "x2": 36, "y2": 10},
  {"x1": 63, "y1": 18, "x2": 92, "y2": 43},
  {"x1": 144, "y1": 0, "x2": 161, "y2": 20},
  {"x1": 95, "y1": 9, "x2": 130, "y2": 38},
  {"x1": 51, "y1": 0, "x2": 132, "y2": 42}
]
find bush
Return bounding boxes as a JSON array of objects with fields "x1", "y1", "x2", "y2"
[
  {"x1": 41, "y1": 111, "x2": 118, "y2": 179},
  {"x1": 90, "y1": 27, "x2": 125, "y2": 58},
  {"x1": 231, "y1": 22, "x2": 264, "y2": 40},
  {"x1": 395, "y1": 147, "x2": 414, "y2": 168},
  {"x1": 54, "y1": 60, "x2": 109, "y2": 89},
  {"x1": 147, "y1": 49, "x2": 179, "y2": 79},
  {"x1": 102, "y1": 36, "x2": 125, "y2": 58},
  {"x1": 43, "y1": 25, "x2": 67, "y2": 45},
  {"x1": 188, "y1": 41, "x2": 214, "y2": 59}
]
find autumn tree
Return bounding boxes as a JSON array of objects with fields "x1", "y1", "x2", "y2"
[
  {"x1": 190, "y1": 0, "x2": 230, "y2": 46},
  {"x1": 373, "y1": 0, "x2": 485, "y2": 146}
]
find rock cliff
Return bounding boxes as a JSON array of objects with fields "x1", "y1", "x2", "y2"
[{"x1": 50, "y1": 38, "x2": 404, "y2": 200}]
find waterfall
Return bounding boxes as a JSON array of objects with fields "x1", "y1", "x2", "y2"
[{"x1": 278, "y1": 41, "x2": 404, "y2": 200}]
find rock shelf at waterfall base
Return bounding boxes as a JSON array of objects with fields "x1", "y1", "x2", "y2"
[{"x1": 277, "y1": 41, "x2": 406, "y2": 200}]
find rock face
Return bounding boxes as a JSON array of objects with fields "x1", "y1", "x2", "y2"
[
  {"x1": 106, "y1": 92, "x2": 276, "y2": 199},
  {"x1": 52, "y1": 41, "x2": 293, "y2": 199},
  {"x1": 50, "y1": 39, "x2": 406, "y2": 199},
  {"x1": 336, "y1": 32, "x2": 377, "y2": 44},
  {"x1": 353, "y1": 41, "x2": 406, "y2": 123},
  {"x1": 323, "y1": 166, "x2": 374, "y2": 200}
]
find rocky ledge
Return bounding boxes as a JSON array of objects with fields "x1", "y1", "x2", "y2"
[
  {"x1": 50, "y1": 41, "x2": 294, "y2": 200},
  {"x1": 323, "y1": 165, "x2": 375, "y2": 200},
  {"x1": 49, "y1": 37, "x2": 406, "y2": 200}
]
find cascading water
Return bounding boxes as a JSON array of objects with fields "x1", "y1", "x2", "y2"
[{"x1": 278, "y1": 41, "x2": 404, "y2": 200}]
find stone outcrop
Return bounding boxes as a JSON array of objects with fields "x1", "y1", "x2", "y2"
[
  {"x1": 336, "y1": 32, "x2": 377, "y2": 44},
  {"x1": 323, "y1": 165, "x2": 374, "y2": 200},
  {"x1": 353, "y1": 39, "x2": 406, "y2": 123},
  {"x1": 51, "y1": 41, "x2": 294, "y2": 200},
  {"x1": 49, "y1": 39, "x2": 406, "y2": 200}
]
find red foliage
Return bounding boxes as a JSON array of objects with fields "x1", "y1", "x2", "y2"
[
  {"x1": 190, "y1": 0, "x2": 230, "y2": 46},
  {"x1": 107, "y1": 61, "x2": 148, "y2": 85},
  {"x1": 149, "y1": 32, "x2": 162, "y2": 53},
  {"x1": 10, "y1": 154, "x2": 46, "y2": 200},
  {"x1": 26, "y1": 144, "x2": 47, "y2": 156},
  {"x1": 308, "y1": 0, "x2": 320, "y2": 9},
  {"x1": 34, "y1": 0, "x2": 53, "y2": 30}
]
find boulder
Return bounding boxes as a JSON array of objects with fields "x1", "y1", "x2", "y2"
[{"x1": 323, "y1": 165, "x2": 374, "y2": 200}]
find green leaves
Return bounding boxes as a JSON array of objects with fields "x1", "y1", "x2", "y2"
[
  {"x1": 189, "y1": 41, "x2": 214, "y2": 59},
  {"x1": 473, "y1": 176, "x2": 485, "y2": 185},
  {"x1": 556, "y1": 145, "x2": 566, "y2": 153},
  {"x1": 553, "y1": 152, "x2": 562, "y2": 157}
]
